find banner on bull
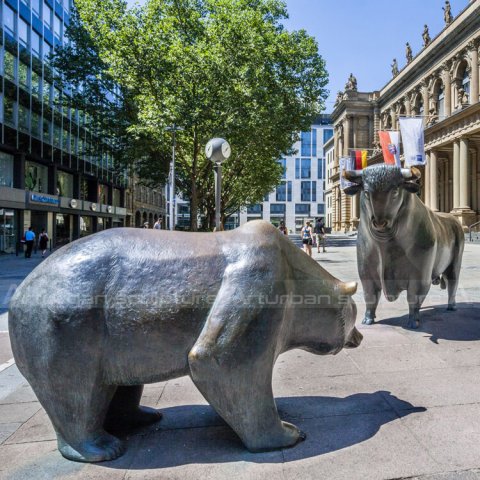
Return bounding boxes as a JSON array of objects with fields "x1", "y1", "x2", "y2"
[
  {"x1": 378, "y1": 131, "x2": 401, "y2": 166},
  {"x1": 399, "y1": 117, "x2": 425, "y2": 166},
  {"x1": 339, "y1": 156, "x2": 356, "y2": 190}
]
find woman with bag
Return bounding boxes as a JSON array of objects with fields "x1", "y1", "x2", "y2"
[{"x1": 301, "y1": 221, "x2": 314, "y2": 257}]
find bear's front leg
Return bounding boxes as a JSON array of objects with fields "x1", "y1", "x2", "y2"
[
  {"x1": 187, "y1": 273, "x2": 305, "y2": 452},
  {"x1": 189, "y1": 342, "x2": 305, "y2": 452}
]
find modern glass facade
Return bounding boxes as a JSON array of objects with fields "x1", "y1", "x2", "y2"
[
  {"x1": 0, "y1": 0, "x2": 127, "y2": 252},
  {"x1": 239, "y1": 114, "x2": 333, "y2": 233}
]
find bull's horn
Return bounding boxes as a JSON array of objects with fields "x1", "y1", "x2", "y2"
[
  {"x1": 339, "y1": 281, "x2": 357, "y2": 296},
  {"x1": 343, "y1": 170, "x2": 363, "y2": 182},
  {"x1": 401, "y1": 166, "x2": 422, "y2": 179}
]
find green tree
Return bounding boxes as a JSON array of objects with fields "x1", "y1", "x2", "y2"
[{"x1": 72, "y1": 0, "x2": 328, "y2": 230}]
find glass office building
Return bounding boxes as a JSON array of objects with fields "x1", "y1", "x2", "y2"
[
  {"x1": 0, "y1": 0, "x2": 127, "y2": 253},
  {"x1": 239, "y1": 114, "x2": 333, "y2": 233}
]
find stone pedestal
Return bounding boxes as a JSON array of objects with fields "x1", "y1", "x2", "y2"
[{"x1": 451, "y1": 208, "x2": 477, "y2": 231}]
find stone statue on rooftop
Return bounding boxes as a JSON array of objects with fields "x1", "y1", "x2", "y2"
[
  {"x1": 422, "y1": 25, "x2": 431, "y2": 47},
  {"x1": 406, "y1": 42, "x2": 413, "y2": 64},
  {"x1": 391, "y1": 58, "x2": 399, "y2": 77},
  {"x1": 443, "y1": 1, "x2": 453, "y2": 26},
  {"x1": 345, "y1": 73, "x2": 357, "y2": 91}
]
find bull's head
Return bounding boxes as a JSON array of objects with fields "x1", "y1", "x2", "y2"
[{"x1": 343, "y1": 165, "x2": 421, "y2": 233}]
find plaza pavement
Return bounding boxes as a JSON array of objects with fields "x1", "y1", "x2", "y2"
[{"x1": 0, "y1": 236, "x2": 480, "y2": 479}]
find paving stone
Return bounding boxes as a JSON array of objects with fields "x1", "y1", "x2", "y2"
[
  {"x1": 0, "y1": 423, "x2": 21, "y2": 445},
  {"x1": 0, "y1": 402, "x2": 41, "y2": 424},
  {"x1": 4, "y1": 409, "x2": 55, "y2": 445}
]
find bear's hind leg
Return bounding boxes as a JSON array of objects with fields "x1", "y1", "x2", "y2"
[{"x1": 104, "y1": 385, "x2": 162, "y2": 434}]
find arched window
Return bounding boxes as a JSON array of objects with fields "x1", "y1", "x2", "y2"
[
  {"x1": 438, "y1": 85, "x2": 445, "y2": 119},
  {"x1": 462, "y1": 68, "x2": 470, "y2": 96}
]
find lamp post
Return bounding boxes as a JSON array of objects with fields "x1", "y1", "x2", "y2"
[
  {"x1": 205, "y1": 138, "x2": 231, "y2": 231},
  {"x1": 165, "y1": 124, "x2": 184, "y2": 231}
]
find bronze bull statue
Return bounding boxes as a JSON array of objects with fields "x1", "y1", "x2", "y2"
[
  {"x1": 9, "y1": 220, "x2": 362, "y2": 463},
  {"x1": 344, "y1": 164, "x2": 464, "y2": 329}
]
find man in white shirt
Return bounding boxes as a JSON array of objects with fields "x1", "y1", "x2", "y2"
[{"x1": 153, "y1": 219, "x2": 162, "y2": 230}]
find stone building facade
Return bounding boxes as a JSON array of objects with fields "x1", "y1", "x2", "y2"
[{"x1": 327, "y1": 0, "x2": 480, "y2": 232}]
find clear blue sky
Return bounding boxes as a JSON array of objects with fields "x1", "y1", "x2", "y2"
[{"x1": 126, "y1": 0, "x2": 470, "y2": 112}]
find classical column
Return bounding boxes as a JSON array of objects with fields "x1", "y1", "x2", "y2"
[
  {"x1": 429, "y1": 150, "x2": 439, "y2": 211},
  {"x1": 352, "y1": 116, "x2": 358, "y2": 148},
  {"x1": 453, "y1": 140, "x2": 460, "y2": 209},
  {"x1": 391, "y1": 109, "x2": 397, "y2": 131},
  {"x1": 470, "y1": 42, "x2": 479, "y2": 104},
  {"x1": 424, "y1": 157, "x2": 431, "y2": 208},
  {"x1": 443, "y1": 66, "x2": 452, "y2": 117},
  {"x1": 459, "y1": 137, "x2": 470, "y2": 209},
  {"x1": 344, "y1": 116, "x2": 350, "y2": 157},
  {"x1": 422, "y1": 82, "x2": 429, "y2": 126},
  {"x1": 405, "y1": 97, "x2": 412, "y2": 116},
  {"x1": 471, "y1": 149, "x2": 478, "y2": 212}
]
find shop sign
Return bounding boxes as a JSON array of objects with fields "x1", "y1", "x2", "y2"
[{"x1": 30, "y1": 193, "x2": 60, "y2": 207}]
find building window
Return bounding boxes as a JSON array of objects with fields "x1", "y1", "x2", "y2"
[
  {"x1": 0, "y1": 152, "x2": 14, "y2": 188},
  {"x1": 287, "y1": 180, "x2": 292, "y2": 201},
  {"x1": 462, "y1": 68, "x2": 470, "y2": 96},
  {"x1": 323, "y1": 129, "x2": 333, "y2": 143},
  {"x1": 43, "y1": 3, "x2": 52, "y2": 28},
  {"x1": 32, "y1": 31, "x2": 41, "y2": 57},
  {"x1": 43, "y1": 40, "x2": 52, "y2": 61},
  {"x1": 57, "y1": 171, "x2": 74, "y2": 197},
  {"x1": 31, "y1": 0, "x2": 41, "y2": 16},
  {"x1": 278, "y1": 158, "x2": 286, "y2": 179},
  {"x1": 3, "y1": 97, "x2": 16, "y2": 126},
  {"x1": 31, "y1": 111, "x2": 41, "y2": 137},
  {"x1": 312, "y1": 181, "x2": 316, "y2": 202},
  {"x1": 43, "y1": 118, "x2": 51, "y2": 143},
  {"x1": 301, "y1": 158, "x2": 311, "y2": 178},
  {"x1": 43, "y1": 81, "x2": 52, "y2": 104},
  {"x1": 19, "y1": 18, "x2": 29, "y2": 47},
  {"x1": 3, "y1": 5, "x2": 16, "y2": 35},
  {"x1": 438, "y1": 86, "x2": 445, "y2": 119},
  {"x1": 247, "y1": 204, "x2": 262, "y2": 214},
  {"x1": 25, "y1": 161, "x2": 49, "y2": 193},
  {"x1": 301, "y1": 181, "x2": 311, "y2": 202},
  {"x1": 54, "y1": 15, "x2": 62, "y2": 40},
  {"x1": 317, "y1": 158, "x2": 324, "y2": 179},
  {"x1": 276, "y1": 182, "x2": 286, "y2": 201},
  {"x1": 4, "y1": 51, "x2": 17, "y2": 80},
  {"x1": 312, "y1": 129, "x2": 317, "y2": 157},
  {"x1": 18, "y1": 104, "x2": 29, "y2": 132},
  {"x1": 317, "y1": 204, "x2": 325, "y2": 215},
  {"x1": 270, "y1": 204, "x2": 286, "y2": 214},
  {"x1": 295, "y1": 204, "x2": 310, "y2": 215},
  {"x1": 31, "y1": 71, "x2": 41, "y2": 98},
  {"x1": 301, "y1": 131, "x2": 311, "y2": 156},
  {"x1": 18, "y1": 61, "x2": 29, "y2": 89}
]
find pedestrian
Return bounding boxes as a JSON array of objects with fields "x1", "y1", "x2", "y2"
[
  {"x1": 153, "y1": 219, "x2": 162, "y2": 230},
  {"x1": 301, "y1": 220, "x2": 313, "y2": 257},
  {"x1": 24, "y1": 227, "x2": 35, "y2": 258},
  {"x1": 143, "y1": 222, "x2": 149, "y2": 229},
  {"x1": 314, "y1": 217, "x2": 327, "y2": 253},
  {"x1": 39, "y1": 228, "x2": 49, "y2": 258},
  {"x1": 278, "y1": 220, "x2": 288, "y2": 235}
]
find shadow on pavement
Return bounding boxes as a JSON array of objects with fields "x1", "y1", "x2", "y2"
[
  {"x1": 377, "y1": 303, "x2": 480, "y2": 344},
  {"x1": 107, "y1": 391, "x2": 424, "y2": 469}
]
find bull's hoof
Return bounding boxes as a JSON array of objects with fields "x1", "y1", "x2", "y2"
[
  {"x1": 406, "y1": 318, "x2": 419, "y2": 330},
  {"x1": 447, "y1": 304, "x2": 457, "y2": 311},
  {"x1": 362, "y1": 317, "x2": 374, "y2": 325},
  {"x1": 246, "y1": 421, "x2": 305, "y2": 453},
  {"x1": 58, "y1": 432, "x2": 125, "y2": 463}
]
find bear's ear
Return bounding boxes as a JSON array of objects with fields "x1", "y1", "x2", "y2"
[{"x1": 344, "y1": 184, "x2": 362, "y2": 196}]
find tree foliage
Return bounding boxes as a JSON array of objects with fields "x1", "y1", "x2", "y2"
[{"x1": 69, "y1": 0, "x2": 329, "y2": 229}]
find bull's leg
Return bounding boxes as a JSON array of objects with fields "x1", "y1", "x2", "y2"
[
  {"x1": 445, "y1": 260, "x2": 462, "y2": 311},
  {"x1": 406, "y1": 284, "x2": 429, "y2": 329},
  {"x1": 104, "y1": 385, "x2": 162, "y2": 434},
  {"x1": 362, "y1": 280, "x2": 381, "y2": 325}
]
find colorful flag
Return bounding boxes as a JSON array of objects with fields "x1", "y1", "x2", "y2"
[
  {"x1": 378, "y1": 131, "x2": 401, "y2": 166},
  {"x1": 340, "y1": 156, "x2": 356, "y2": 190},
  {"x1": 399, "y1": 117, "x2": 425, "y2": 166},
  {"x1": 350, "y1": 150, "x2": 368, "y2": 170}
]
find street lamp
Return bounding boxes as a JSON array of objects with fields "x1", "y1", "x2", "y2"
[
  {"x1": 165, "y1": 124, "x2": 184, "y2": 231},
  {"x1": 205, "y1": 138, "x2": 231, "y2": 231}
]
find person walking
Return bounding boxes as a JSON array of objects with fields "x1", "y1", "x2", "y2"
[
  {"x1": 24, "y1": 227, "x2": 35, "y2": 258},
  {"x1": 39, "y1": 228, "x2": 49, "y2": 258},
  {"x1": 314, "y1": 217, "x2": 327, "y2": 253},
  {"x1": 278, "y1": 220, "x2": 288, "y2": 235},
  {"x1": 301, "y1": 221, "x2": 313, "y2": 257}
]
